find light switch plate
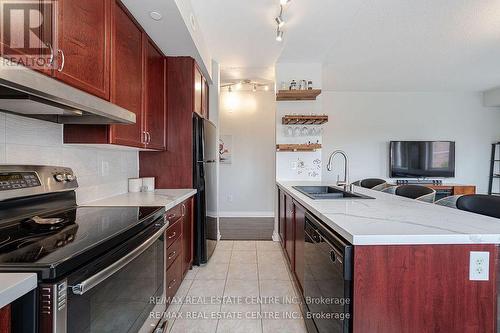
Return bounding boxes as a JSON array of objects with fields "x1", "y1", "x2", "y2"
[{"x1": 469, "y1": 251, "x2": 490, "y2": 281}]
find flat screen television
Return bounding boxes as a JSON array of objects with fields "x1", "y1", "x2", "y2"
[{"x1": 390, "y1": 141, "x2": 455, "y2": 178}]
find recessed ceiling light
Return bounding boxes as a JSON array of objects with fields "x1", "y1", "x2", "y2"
[
  {"x1": 276, "y1": 29, "x2": 284, "y2": 42},
  {"x1": 149, "y1": 11, "x2": 162, "y2": 21},
  {"x1": 264, "y1": 85, "x2": 269, "y2": 91}
]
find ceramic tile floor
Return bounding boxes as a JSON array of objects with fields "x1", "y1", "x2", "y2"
[{"x1": 166, "y1": 241, "x2": 307, "y2": 333}]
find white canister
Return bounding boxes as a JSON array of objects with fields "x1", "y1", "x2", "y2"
[
  {"x1": 142, "y1": 177, "x2": 155, "y2": 192},
  {"x1": 128, "y1": 178, "x2": 143, "y2": 193}
]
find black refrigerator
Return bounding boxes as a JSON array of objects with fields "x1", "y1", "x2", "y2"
[{"x1": 193, "y1": 113, "x2": 218, "y2": 265}]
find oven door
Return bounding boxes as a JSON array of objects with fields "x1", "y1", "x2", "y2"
[
  {"x1": 303, "y1": 214, "x2": 352, "y2": 333},
  {"x1": 65, "y1": 219, "x2": 167, "y2": 333}
]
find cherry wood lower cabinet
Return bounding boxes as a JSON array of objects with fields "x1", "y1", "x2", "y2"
[
  {"x1": 278, "y1": 190, "x2": 286, "y2": 245},
  {"x1": 164, "y1": 197, "x2": 194, "y2": 302},
  {"x1": 353, "y1": 244, "x2": 498, "y2": 333},
  {"x1": 284, "y1": 195, "x2": 295, "y2": 269},
  {"x1": 293, "y1": 201, "x2": 305, "y2": 291},
  {"x1": 0, "y1": 305, "x2": 10, "y2": 333},
  {"x1": 278, "y1": 186, "x2": 498, "y2": 333}
]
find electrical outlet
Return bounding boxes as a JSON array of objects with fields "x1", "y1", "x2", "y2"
[{"x1": 469, "y1": 251, "x2": 490, "y2": 281}]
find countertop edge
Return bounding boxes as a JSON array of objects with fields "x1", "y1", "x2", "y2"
[
  {"x1": 0, "y1": 273, "x2": 37, "y2": 309},
  {"x1": 82, "y1": 189, "x2": 197, "y2": 209}
]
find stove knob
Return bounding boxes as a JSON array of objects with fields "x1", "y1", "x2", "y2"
[
  {"x1": 54, "y1": 174, "x2": 65, "y2": 182},
  {"x1": 65, "y1": 174, "x2": 75, "y2": 181}
]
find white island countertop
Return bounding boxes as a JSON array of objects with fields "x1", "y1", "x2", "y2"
[
  {"x1": 83, "y1": 189, "x2": 197, "y2": 210},
  {"x1": 277, "y1": 181, "x2": 500, "y2": 245},
  {"x1": 0, "y1": 273, "x2": 37, "y2": 309}
]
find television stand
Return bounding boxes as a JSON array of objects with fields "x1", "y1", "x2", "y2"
[
  {"x1": 389, "y1": 182, "x2": 476, "y2": 200},
  {"x1": 395, "y1": 179, "x2": 443, "y2": 185}
]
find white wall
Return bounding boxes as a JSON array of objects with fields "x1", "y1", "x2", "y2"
[
  {"x1": 321, "y1": 92, "x2": 500, "y2": 193},
  {"x1": 219, "y1": 90, "x2": 276, "y2": 217},
  {"x1": 0, "y1": 113, "x2": 138, "y2": 203}
]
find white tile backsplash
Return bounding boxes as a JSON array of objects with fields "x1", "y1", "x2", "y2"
[{"x1": 0, "y1": 112, "x2": 139, "y2": 204}]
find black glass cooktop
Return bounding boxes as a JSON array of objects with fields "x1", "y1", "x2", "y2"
[{"x1": 0, "y1": 205, "x2": 164, "y2": 279}]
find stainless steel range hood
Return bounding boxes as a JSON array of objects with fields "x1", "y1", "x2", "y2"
[{"x1": 0, "y1": 58, "x2": 135, "y2": 124}]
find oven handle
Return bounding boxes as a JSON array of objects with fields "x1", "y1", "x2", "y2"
[{"x1": 71, "y1": 222, "x2": 169, "y2": 296}]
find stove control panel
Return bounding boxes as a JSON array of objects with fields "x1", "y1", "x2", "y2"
[{"x1": 0, "y1": 172, "x2": 41, "y2": 191}]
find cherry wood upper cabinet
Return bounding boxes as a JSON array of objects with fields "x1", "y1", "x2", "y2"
[
  {"x1": 109, "y1": 0, "x2": 144, "y2": 148},
  {"x1": 55, "y1": 0, "x2": 110, "y2": 99},
  {"x1": 193, "y1": 65, "x2": 203, "y2": 116},
  {"x1": 143, "y1": 37, "x2": 166, "y2": 150},
  {"x1": 0, "y1": 0, "x2": 53, "y2": 75},
  {"x1": 201, "y1": 76, "x2": 209, "y2": 119}
]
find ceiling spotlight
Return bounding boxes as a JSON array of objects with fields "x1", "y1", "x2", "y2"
[
  {"x1": 235, "y1": 82, "x2": 243, "y2": 90},
  {"x1": 264, "y1": 85, "x2": 269, "y2": 91},
  {"x1": 280, "y1": 0, "x2": 291, "y2": 5},
  {"x1": 276, "y1": 29, "x2": 284, "y2": 42},
  {"x1": 253, "y1": 84, "x2": 257, "y2": 92},
  {"x1": 228, "y1": 85, "x2": 232, "y2": 92},
  {"x1": 275, "y1": 15, "x2": 284, "y2": 28},
  {"x1": 149, "y1": 11, "x2": 163, "y2": 21}
]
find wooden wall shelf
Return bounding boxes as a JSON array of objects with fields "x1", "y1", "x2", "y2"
[
  {"x1": 276, "y1": 89, "x2": 322, "y2": 101},
  {"x1": 276, "y1": 143, "x2": 322, "y2": 152},
  {"x1": 282, "y1": 115, "x2": 328, "y2": 125}
]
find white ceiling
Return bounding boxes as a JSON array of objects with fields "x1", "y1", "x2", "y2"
[{"x1": 191, "y1": 0, "x2": 500, "y2": 91}]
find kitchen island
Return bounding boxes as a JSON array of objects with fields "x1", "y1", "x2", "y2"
[{"x1": 277, "y1": 181, "x2": 499, "y2": 333}]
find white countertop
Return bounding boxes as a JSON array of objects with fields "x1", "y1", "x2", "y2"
[
  {"x1": 277, "y1": 181, "x2": 500, "y2": 245},
  {"x1": 0, "y1": 273, "x2": 37, "y2": 309},
  {"x1": 83, "y1": 189, "x2": 197, "y2": 210}
]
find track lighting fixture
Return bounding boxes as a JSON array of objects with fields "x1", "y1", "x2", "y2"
[
  {"x1": 276, "y1": 28, "x2": 284, "y2": 42},
  {"x1": 275, "y1": 5, "x2": 285, "y2": 28}
]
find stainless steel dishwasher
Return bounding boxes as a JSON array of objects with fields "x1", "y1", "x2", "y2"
[{"x1": 303, "y1": 212, "x2": 353, "y2": 333}]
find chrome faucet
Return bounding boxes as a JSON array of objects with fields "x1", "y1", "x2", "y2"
[{"x1": 327, "y1": 150, "x2": 353, "y2": 192}]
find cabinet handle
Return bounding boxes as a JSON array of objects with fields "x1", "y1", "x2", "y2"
[
  {"x1": 57, "y1": 49, "x2": 65, "y2": 72},
  {"x1": 167, "y1": 251, "x2": 177, "y2": 260},
  {"x1": 47, "y1": 43, "x2": 54, "y2": 67},
  {"x1": 168, "y1": 232, "x2": 176, "y2": 239},
  {"x1": 147, "y1": 132, "x2": 151, "y2": 144},
  {"x1": 181, "y1": 203, "x2": 186, "y2": 217},
  {"x1": 167, "y1": 213, "x2": 176, "y2": 221},
  {"x1": 168, "y1": 279, "x2": 177, "y2": 289}
]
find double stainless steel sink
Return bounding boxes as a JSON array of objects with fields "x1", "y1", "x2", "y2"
[{"x1": 293, "y1": 186, "x2": 374, "y2": 200}]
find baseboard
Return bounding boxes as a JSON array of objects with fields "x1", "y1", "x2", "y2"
[{"x1": 219, "y1": 211, "x2": 275, "y2": 218}]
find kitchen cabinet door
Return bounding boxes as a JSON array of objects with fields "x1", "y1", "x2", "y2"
[
  {"x1": 285, "y1": 194, "x2": 295, "y2": 269},
  {"x1": 279, "y1": 189, "x2": 286, "y2": 246},
  {"x1": 0, "y1": 0, "x2": 53, "y2": 74},
  {"x1": 109, "y1": 1, "x2": 144, "y2": 148},
  {"x1": 143, "y1": 37, "x2": 166, "y2": 150},
  {"x1": 55, "y1": 0, "x2": 110, "y2": 99},
  {"x1": 201, "y1": 76, "x2": 209, "y2": 118},
  {"x1": 182, "y1": 198, "x2": 194, "y2": 276},
  {"x1": 194, "y1": 65, "x2": 202, "y2": 116},
  {"x1": 0, "y1": 304, "x2": 10, "y2": 333},
  {"x1": 294, "y1": 201, "x2": 305, "y2": 291}
]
